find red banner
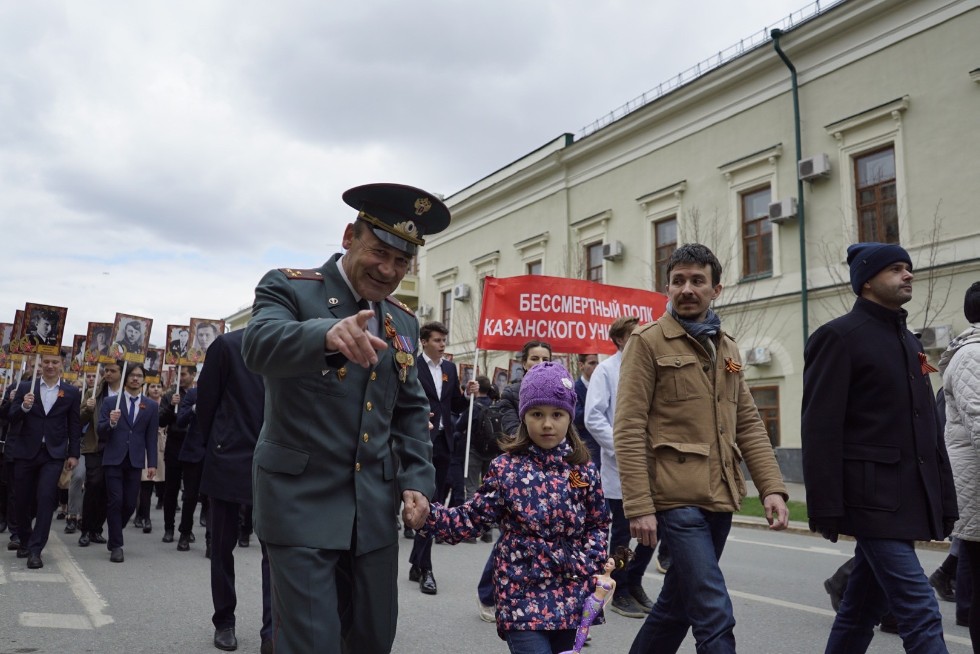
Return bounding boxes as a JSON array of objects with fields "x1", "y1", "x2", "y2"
[{"x1": 476, "y1": 275, "x2": 668, "y2": 355}]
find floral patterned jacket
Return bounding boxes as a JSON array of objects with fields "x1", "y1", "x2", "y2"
[{"x1": 425, "y1": 440, "x2": 609, "y2": 637}]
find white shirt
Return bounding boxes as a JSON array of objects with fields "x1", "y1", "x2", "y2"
[
  {"x1": 39, "y1": 378, "x2": 61, "y2": 415},
  {"x1": 421, "y1": 353, "x2": 445, "y2": 434},
  {"x1": 584, "y1": 351, "x2": 623, "y2": 499}
]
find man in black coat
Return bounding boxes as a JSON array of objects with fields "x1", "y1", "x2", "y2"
[
  {"x1": 407, "y1": 321, "x2": 476, "y2": 595},
  {"x1": 196, "y1": 329, "x2": 272, "y2": 653},
  {"x1": 803, "y1": 242, "x2": 958, "y2": 651}
]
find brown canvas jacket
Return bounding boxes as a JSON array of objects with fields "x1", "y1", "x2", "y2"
[{"x1": 613, "y1": 312, "x2": 787, "y2": 519}]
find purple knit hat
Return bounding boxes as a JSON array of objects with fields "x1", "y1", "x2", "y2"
[{"x1": 519, "y1": 361, "x2": 577, "y2": 419}]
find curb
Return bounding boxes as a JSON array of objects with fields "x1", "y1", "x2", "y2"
[{"x1": 732, "y1": 515, "x2": 951, "y2": 552}]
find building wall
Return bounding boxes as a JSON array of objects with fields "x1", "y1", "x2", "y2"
[{"x1": 419, "y1": 0, "x2": 980, "y2": 475}]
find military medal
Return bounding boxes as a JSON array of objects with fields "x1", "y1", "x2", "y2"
[
  {"x1": 338, "y1": 366, "x2": 347, "y2": 381},
  {"x1": 389, "y1": 323, "x2": 416, "y2": 383}
]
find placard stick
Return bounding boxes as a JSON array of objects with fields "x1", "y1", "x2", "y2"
[
  {"x1": 461, "y1": 348, "x2": 481, "y2": 485},
  {"x1": 30, "y1": 355, "x2": 40, "y2": 389},
  {"x1": 114, "y1": 360, "x2": 129, "y2": 411}
]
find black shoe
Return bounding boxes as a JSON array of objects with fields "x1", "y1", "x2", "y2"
[
  {"x1": 403, "y1": 527, "x2": 415, "y2": 539},
  {"x1": 238, "y1": 535, "x2": 250, "y2": 548},
  {"x1": 481, "y1": 530, "x2": 493, "y2": 543},
  {"x1": 879, "y1": 612, "x2": 898, "y2": 634},
  {"x1": 214, "y1": 627, "x2": 238, "y2": 651},
  {"x1": 89, "y1": 532, "x2": 107, "y2": 544},
  {"x1": 823, "y1": 577, "x2": 844, "y2": 613},
  {"x1": 419, "y1": 568, "x2": 437, "y2": 595},
  {"x1": 609, "y1": 593, "x2": 647, "y2": 618},
  {"x1": 27, "y1": 553, "x2": 43, "y2": 569},
  {"x1": 133, "y1": 516, "x2": 144, "y2": 529},
  {"x1": 142, "y1": 518, "x2": 152, "y2": 534},
  {"x1": 409, "y1": 564, "x2": 422, "y2": 582},
  {"x1": 929, "y1": 568, "x2": 955, "y2": 602},
  {"x1": 17, "y1": 547, "x2": 29, "y2": 558},
  {"x1": 7, "y1": 538, "x2": 21, "y2": 551},
  {"x1": 109, "y1": 547, "x2": 124, "y2": 563},
  {"x1": 78, "y1": 532, "x2": 91, "y2": 547},
  {"x1": 162, "y1": 530, "x2": 174, "y2": 543},
  {"x1": 64, "y1": 517, "x2": 78, "y2": 534},
  {"x1": 628, "y1": 585, "x2": 654, "y2": 612},
  {"x1": 260, "y1": 638, "x2": 273, "y2": 654},
  {"x1": 177, "y1": 534, "x2": 190, "y2": 551},
  {"x1": 56, "y1": 510, "x2": 66, "y2": 520}
]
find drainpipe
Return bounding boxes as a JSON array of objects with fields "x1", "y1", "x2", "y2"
[{"x1": 771, "y1": 28, "x2": 809, "y2": 344}]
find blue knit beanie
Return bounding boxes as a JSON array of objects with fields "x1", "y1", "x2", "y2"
[
  {"x1": 846, "y1": 242, "x2": 912, "y2": 296},
  {"x1": 519, "y1": 361, "x2": 577, "y2": 419}
]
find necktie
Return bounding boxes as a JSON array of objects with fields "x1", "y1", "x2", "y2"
[
  {"x1": 358, "y1": 299, "x2": 378, "y2": 336},
  {"x1": 128, "y1": 396, "x2": 137, "y2": 424}
]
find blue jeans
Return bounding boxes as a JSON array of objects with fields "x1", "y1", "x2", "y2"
[
  {"x1": 478, "y1": 550, "x2": 495, "y2": 606},
  {"x1": 505, "y1": 629, "x2": 575, "y2": 654},
  {"x1": 628, "y1": 507, "x2": 736, "y2": 654},
  {"x1": 827, "y1": 537, "x2": 947, "y2": 654}
]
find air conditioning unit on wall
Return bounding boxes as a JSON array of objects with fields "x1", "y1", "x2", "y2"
[
  {"x1": 417, "y1": 304, "x2": 433, "y2": 318},
  {"x1": 798, "y1": 154, "x2": 831, "y2": 181},
  {"x1": 602, "y1": 241, "x2": 624, "y2": 261},
  {"x1": 919, "y1": 325, "x2": 952, "y2": 351},
  {"x1": 745, "y1": 347, "x2": 772, "y2": 366},
  {"x1": 452, "y1": 284, "x2": 471, "y2": 301},
  {"x1": 768, "y1": 197, "x2": 798, "y2": 225}
]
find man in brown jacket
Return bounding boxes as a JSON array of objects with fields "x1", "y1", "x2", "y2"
[{"x1": 614, "y1": 243, "x2": 789, "y2": 654}]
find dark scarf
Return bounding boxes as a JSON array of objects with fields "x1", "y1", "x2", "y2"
[{"x1": 668, "y1": 302, "x2": 722, "y2": 363}]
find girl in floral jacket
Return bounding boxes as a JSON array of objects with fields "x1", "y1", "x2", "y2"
[{"x1": 425, "y1": 361, "x2": 609, "y2": 654}]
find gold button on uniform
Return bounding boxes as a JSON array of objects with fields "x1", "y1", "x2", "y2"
[
  {"x1": 370, "y1": 372, "x2": 377, "y2": 381},
  {"x1": 355, "y1": 462, "x2": 361, "y2": 472},
  {"x1": 366, "y1": 401, "x2": 373, "y2": 411},
  {"x1": 363, "y1": 433, "x2": 369, "y2": 442}
]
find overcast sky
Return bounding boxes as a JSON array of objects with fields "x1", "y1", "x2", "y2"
[{"x1": 0, "y1": 0, "x2": 814, "y2": 348}]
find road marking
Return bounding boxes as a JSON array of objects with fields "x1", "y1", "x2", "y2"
[
  {"x1": 728, "y1": 536, "x2": 852, "y2": 557},
  {"x1": 11, "y1": 572, "x2": 64, "y2": 582},
  {"x1": 19, "y1": 612, "x2": 92, "y2": 629},
  {"x1": 47, "y1": 533, "x2": 115, "y2": 628}
]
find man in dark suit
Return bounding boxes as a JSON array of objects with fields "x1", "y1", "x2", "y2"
[
  {"x1": 160, "y1": 365, "x2": 195, "y2": 543},
  {"x1": 7, "y1": 354, "x2": 81, "y2": 568},
  {"x1": 175, "y1": 387, "x2": 204, "y2": 552},
  {"x1": 243, "y1": 182, "x2": 448, "y2": 654},
  {"x1": 78, "y1": 360, "x2": 122, "y2": 547},
  {"x1": 196, "y1": 329, "x2": 272, "y2": 653},
  {"x1": 408, "y1": 320, "x2": 476, "y2": 595},
  {"x1": 98, "y1": 363, "x2": 158, "y2": 563},
  {"x1": 803, "y1": 242, "x2": 958, "y2": 650}
]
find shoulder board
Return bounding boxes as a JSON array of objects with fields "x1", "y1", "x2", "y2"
[
  {"x1": 278, "y1": 267, "x2": 323, "y2": 281},
  {"x1": 384, "y1": 296, "x2": 415, "y2": 316}
]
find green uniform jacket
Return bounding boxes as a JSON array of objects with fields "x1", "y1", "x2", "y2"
[{"x1": 243, "y1": 254, "x2": 435, "y2": 555}]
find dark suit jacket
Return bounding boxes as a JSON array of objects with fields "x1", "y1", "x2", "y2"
[
  {"x1": 243, "y1": 254, "x2": 434, "y2": 555},
  {"x1": 417, "y1": 356, "x2": 468, "y2": 453},
  {"x1": 6, "y1": 379, "x2": 81, "y2": 460},
  {"x1": 176, "y1": 387, "x2": 204, "y2": 464},
  {"x1": 197, "y1": 330, "x2": 265, "y2": 506},
  {"x1": 97, "y1": 393, "x2": 159, "y2": 469},
  {"x1": 802, "y1": 297, "x2": 957, "y2": 541}
]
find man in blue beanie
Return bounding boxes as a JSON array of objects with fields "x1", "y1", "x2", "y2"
[{"x1": 803, "y1": 241, "x2": 958, "y2": 651}]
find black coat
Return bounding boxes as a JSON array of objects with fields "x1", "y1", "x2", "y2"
[
  {"x1": 197, "y1": 330, "x2": 264, "y2": 506},
  {"x1": 176, "y1": 387, "x2": 204, "y2": 464},
  {"x1": 802, "y1": 297, "x2": 957, "y2": 540},
  {"x1": 417, "y1": 356, "x2": 467, "y2": 453}
]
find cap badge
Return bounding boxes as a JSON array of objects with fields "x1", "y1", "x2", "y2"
[
  {"x1": 414, "y1": 198, "x2": 432, "y2": 216},
  {"x1": 391, "y1": 220, "x2": 418, "y2": 238}
]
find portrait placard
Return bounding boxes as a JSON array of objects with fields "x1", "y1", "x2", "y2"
[
  {"x1": 509, "y1": 358, "x2": 524, "y2": 383},
  {"x1": 69, "y1": 334, "x2": 87, "y2": 373},
  {"x1": 0, "y1": 322, "x2": 12, "y2": 368},
  {"x1": 144, "y1": 348, "x2": 163, "y2": 383},
  {"x1": 165, "y1": 324, "x2": 190, "y2": 365},
  {"x1": 23, "y1": 302, "x2": 68, "y2": 356},
  {"x1": 60, "y1": 345, "x2": 77, "y2": 381},
  {"x1": 458, "y1": 363, "x2": 474, "y2": 389},
  {"x1": 183, "y1": 318, "x2": 224, "y2": 365},
  {"x1": 443, "y1": 352, "x2": 454, "y2": 362},
  {"x1": 493, "y1": 367, "x2": 509, "y2": 395},
  {"x1": 109, "y1": 313, "x2": 153, "y2": 363},
  {"x1": 85, "y1": 322, "x2": 114, "y2": 364}
]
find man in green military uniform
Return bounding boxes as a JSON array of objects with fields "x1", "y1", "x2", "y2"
[{"x1": 242, "y1": 183, "x2": 450, "y2": 654}]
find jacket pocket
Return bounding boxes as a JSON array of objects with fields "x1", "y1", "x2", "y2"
[
  {"x1": 842, "y1": 443, "x2": 900, "y2": 511},
  {"x1": 254, "y1": 440, "x2": 310, "y2": 476},
  {"x1": 655, "y1": 355, "x2": 704, "y2": 402},
  {"x1": 652, "y1": 442, "x2": 712, "y2": 504}
]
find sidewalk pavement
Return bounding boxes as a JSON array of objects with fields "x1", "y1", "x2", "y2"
[{"x1": 739, "y1": 479, "x2": 950, "y2": 551}]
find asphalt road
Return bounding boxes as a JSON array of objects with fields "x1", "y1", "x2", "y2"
[{"x1": 0, "y1": 507, "x2": 972, "y2": 653}]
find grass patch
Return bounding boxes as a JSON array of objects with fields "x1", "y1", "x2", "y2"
[{"x1": 737, "y1": 495, "x2": 808, "y2": 523}]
